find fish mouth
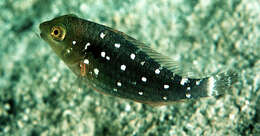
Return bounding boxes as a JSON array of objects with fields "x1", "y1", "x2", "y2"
[
  {"x1": 39, "y1": 22, "x2": 49, "y2": 39},
  {"x1": 39, "y1": 23, "x2": 44, "y2": 33},
  {"x1": 39, "y1": 33, "x2": 44, "y2": 39},
  {"x1": 39, "y1": 21, "x2": 47, "y2": 31},
  {"x1": 39, "y1": 25, "x2": 44, "y2": 38},
  {"x1": 39, "y1": 31, "x2": 47, "y2": 40}
]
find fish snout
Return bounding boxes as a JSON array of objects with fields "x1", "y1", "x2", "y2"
[{"x1": 39, "y1": 22, "x2": 50, "y2": 39}]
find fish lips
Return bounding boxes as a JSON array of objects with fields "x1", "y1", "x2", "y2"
[{"x1": 39, "y1": 22, "x2": 50, "y2": 40}]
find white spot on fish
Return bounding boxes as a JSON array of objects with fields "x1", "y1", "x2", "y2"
[
  {"x1": 130, "y1": 53, "x2": 135, "y2": 60},
  {"x1": 155, "y1": 69, "x2": 160, "y2": 74},
  {"x1": 100, "y1": 32, "x2": 106, "y2": 39},
  {"x1": 115, "y1": 43, "x2": 120, "y2": 48},
  {"x1": 186, "y1": 93, "x2": 191, "y2": 98},
  {"x1": 113, "y1": 88, "x2": 117, "y2": 92},
  {"x1": 120, "y1": 64, "x2": 126, "y2": 71},
  {"x1": 187, "y1": 87, "x2": 191, "y2": 90},
  {"x1": 84, "y1": 59, "x2": 89, "y2": 64},
  {"x1": 106, "y1": 56, "x2": 110, "y2": 60},
  {"x1": 85, "y1": 42, "x2": 90, "y2": 49},
  {"x1": 171, "y1": 73, "x2": 176, "y2": 80},
  {"x1": 138, "y1": 91, "x2": 143, "y2": 95},
  {"x1": 180, "y1": 77, "x2": 189, "y2": 85},
  {"x1": 141, "y1": 61, "x2": 145, "y2": 66},
  {"x1": 141, "y1": 77, "x2": 147, "y2": 82},
  {"x1": 164, "y1": 85, "x2": 169, "y2": 89},
  {"x1": 101, "y1": 52, "x2": 106, "y2": 58},
  {"x1": 117, "y1": 82, "x2": 122, "y2": 87},
  {"x1": 66, "y1": 49, "x2": 71, "y2": 54},
  {"x1": 72, "y1": 41, "x2": 76, "y2": 45},
  {"x1": 196, "y1": 80, "x2": 202, "y2": 85},
  {"x1": 80, "y1": 63, "x2": 84, "y2": 67},
  {"x1": 163, "y1": 96, "x2": 167, "y2": 100},
  {"x1": 94, "y1": 68, "x2": 99, "y2": 75}
]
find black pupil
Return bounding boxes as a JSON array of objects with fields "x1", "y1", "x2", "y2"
[{"x1": 54, "y1": 29, "x2": 59, "y2": 35}]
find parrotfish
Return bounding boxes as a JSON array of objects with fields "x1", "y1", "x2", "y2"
[{"x1": 39, "y1": 14, "x2": 237, "y2": 106}]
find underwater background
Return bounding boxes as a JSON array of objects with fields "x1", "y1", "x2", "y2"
[{"x1": 0, "y1": 0, "x2": 259, "y2": 135}]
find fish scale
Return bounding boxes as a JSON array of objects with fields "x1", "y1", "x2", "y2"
[{"x1": 39, "y1": 14, "x2": 238, "y2": 106}]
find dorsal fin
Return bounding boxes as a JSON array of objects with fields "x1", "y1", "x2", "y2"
[
  {"x1": 66, "y1": 14, "x2": 78, "y2": 18},
  {"x1": 138, "y1": 43, "x2": 181, "y2": 74},
  {"x1": 121, "y1": 33, "x2": 184, "y2": 76},
  {"x1": 111, "y1": 27, "x2": 211, "y2": 79}
]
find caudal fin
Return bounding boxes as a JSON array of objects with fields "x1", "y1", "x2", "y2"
[{"x1": 206, "y1": 70, "x2": 238, "y2": 96}]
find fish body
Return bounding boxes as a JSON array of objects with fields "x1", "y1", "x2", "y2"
[{"x1": 39, "y1": 14, "x2": 237, "y2": 106}]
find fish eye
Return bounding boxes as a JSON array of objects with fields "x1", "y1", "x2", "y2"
[{"x1": 51, "y1": 26, "x2": 66, "y2": 41}]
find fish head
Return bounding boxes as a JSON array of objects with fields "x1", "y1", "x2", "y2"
[{"x1": 39, "y1": 14, "x2": 84, "y2": 66}]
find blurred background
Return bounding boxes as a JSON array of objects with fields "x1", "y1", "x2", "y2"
[{"x1": 0, "y1": 0, "x2": 259, "y2": 135}]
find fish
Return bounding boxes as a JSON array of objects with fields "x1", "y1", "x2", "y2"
[{"x1": 39, "y1": 14, "x2": 238, "y2": 106}]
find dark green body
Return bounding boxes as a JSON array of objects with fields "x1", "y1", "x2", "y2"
[{"x1": 40, "y1": 15, "x2": 237, "y2": 106}]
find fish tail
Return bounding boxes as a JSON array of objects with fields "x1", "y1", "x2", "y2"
[
  {"x1": 189, "y1": 70, "x2": 238, "y2": 99},
  {"x1": 205, "y1": 70, "x2": 238, "y2": 96}
]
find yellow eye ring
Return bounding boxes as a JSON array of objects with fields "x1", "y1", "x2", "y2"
[{"x1": 51, "y1": 26, "x2": 66, "y2": 41}]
